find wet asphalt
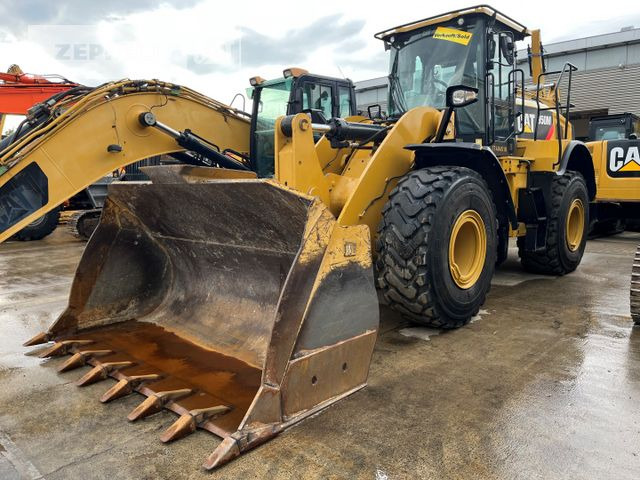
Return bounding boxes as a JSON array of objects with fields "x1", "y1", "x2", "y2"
[{"x1": 0, "y1": 229, "x2": 638, "y2": 479}]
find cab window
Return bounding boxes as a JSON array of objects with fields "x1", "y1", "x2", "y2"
[
  {"x1": 303, "y1": 83, "x2": 334, "y2": 119},
  {"x1": 338, "y1": 85, "x2": 353, "y2": 117}
]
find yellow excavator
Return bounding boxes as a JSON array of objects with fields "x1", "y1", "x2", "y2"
[
  {"x1": 0, "y1": 69, "x2": 356, "y2": 242},
  {"x1": 25, "y1": 5, "x2": 604, "y2": 470}
]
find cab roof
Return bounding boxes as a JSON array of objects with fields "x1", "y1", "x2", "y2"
[{"x1": 375, "y1": 4, "x2": 529, "y2": 42}]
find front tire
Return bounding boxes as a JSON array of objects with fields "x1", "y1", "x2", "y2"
[
  {"x1": 14, "y1": 208, "x2": 61, "y2": 241},
  {"x1": 518, "y1": 172, "x2": 588, "y2": 275},
  {"x1": 376, "y1": 167, "x2": 497, "y2": 329}
]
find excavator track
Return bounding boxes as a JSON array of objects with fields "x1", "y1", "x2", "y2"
[{"x1": 67, "y1": 209, "x2": 102, "y2": 240}]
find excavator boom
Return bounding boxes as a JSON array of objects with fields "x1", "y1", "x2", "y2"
[{"x1": 0, "y1": 79, "x2": 251, "y2": 242}]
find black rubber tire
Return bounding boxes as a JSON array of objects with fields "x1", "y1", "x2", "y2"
[
  {"x1": 376, "y1": 166, "x2": 497, "y2": 329},
  {"x1": 496, "y1": 225, "x2": 509, "y2": 267},
  {"x1": 14, "y1": 208, "x2": 61, "y2": 241},
  {"x1": 517, "y1": 172, "x2": 589, "y2": 275}
]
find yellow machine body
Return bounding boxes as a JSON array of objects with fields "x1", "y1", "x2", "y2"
[
  {"x1": 587, "y1": 140, "x2": 640, "y2": 202},
  {"x1": 24, "y1": 4, "x2": 604, "y2": 472},
  {"x1": 0, "y1": 80, "x2": 251, "y2": 243}
]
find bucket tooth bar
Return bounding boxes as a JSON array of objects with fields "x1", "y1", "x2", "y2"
[
  {"x1": 101, "y1": 374, "x2": 163, "y2": 403},
  {"x1": 128, "y1": 389, "x2": 194, "y2": 421},
  {"x1": 23, "y1": 331, "x2": 52, "y2": 347},
  {"x1": 76, "y1": 361, "x2": 135, "y2": 386},
  {"x1": 26, "y1": 176, "x2": 380, "y2": 470},
  {"x1": 161, "y1": 405, "x2": 231, "y2": 443},
  {"x1": 58, "y1": 349, "x2": 113, "y2": 372},
  {"x1": 38, "y1": 339, "x2": 94, "y2": 358}
]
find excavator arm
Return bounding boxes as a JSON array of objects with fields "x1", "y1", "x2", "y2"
[{"x1": 0, "y1": 79, "x2": 251, "y2": 242}]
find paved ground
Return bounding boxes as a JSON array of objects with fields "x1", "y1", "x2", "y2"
[{"x1": 0, "y1": 229, "x2": 638, "y2": 479}]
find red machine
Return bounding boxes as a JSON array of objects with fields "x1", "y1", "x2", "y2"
[
  {"x1": 0, "y1": 64, "x2": 77, "y2": 122},
  {"x1": 0, "y1": 65, "x2": 79, "y2": 240}
]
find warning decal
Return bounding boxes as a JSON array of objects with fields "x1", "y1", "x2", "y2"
[
  {"x1": 607, "y1": 140, "x2": 640, "y2": 177},
  {"x1": 433, "y1": 26, "x2": 473, "y2": 46}
]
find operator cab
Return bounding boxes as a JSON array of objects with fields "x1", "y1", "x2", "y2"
[
  {"x1": 248, "y1": 68, "x2": 356, "y2": 177},
  {"x1": 588, "y1": 113, "x2": 640, "y2": 141},
  {"x1": 376, "y1": 5, "x2": 528, "y2": 155}
]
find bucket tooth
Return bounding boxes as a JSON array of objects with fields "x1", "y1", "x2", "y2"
[
  {"x1": 100, "y1": 374, "x2": 162, "y2": 403},
  {"x1": 127, "y1": 388, "x2": 193, "y2": 421},
  {"x1": 58, "y1": 350, "x2": 113, "y2": 372},
  {"x1": 160, "y1": 405, "x2": 230, "y2": 443},
  {"x1": 160, "y1": 414, "x2": 195, "y2": 443},
  {"x1": 24, "y1": 331, "x2": 51, "y2": 347},
  {"x1": 203, "y1": 437, "x2": 241, "y2": 470},
  {"x1": 76, "y1": 361, "x2": 134, "y2": 387},
  {"x1": 39, "y1": 339, "x2": 94, "y2": 358}
]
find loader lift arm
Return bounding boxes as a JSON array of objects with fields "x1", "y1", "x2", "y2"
[{"x1": 0, "y1": 79, "x2": 251, "y2": 243}]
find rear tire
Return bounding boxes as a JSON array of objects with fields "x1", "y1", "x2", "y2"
[
  {"x1": 518, "y1": 172, "x2": 588, "y2": 275},
  {"x1": 376, "y1": 167, "x2": 497, "y2": 329},
  {"x1": 14, "y1": 208, "x2": 60, "y2": 241}
]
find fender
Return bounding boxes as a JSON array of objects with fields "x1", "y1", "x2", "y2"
[
  {"x1": 407, "y1": 142, "x2": 518, "y2": 230},
  {"x1": 558, "y1": 140, "x2": 596, "y2": 200}
]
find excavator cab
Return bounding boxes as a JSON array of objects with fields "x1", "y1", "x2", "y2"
[{"x1": 248, "y1": 68, "x2": 356, "y2": 176}]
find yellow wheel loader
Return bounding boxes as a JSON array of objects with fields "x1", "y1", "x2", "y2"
[
  {"x1": 584, "y1": 119, "x2": 640, "y2": 234},
  {"x1": 0, "y1": 69, "x2": 356, "y2": 242},
  {"x1": 25, "y1": 5, "x2": 598, "y2": 470}
]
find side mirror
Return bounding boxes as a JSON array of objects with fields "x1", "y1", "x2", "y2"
[
  {"x1": 367, "y1": 104, "x2": 382, "y2": 119},
  {"x1": 435, "y1": 86, "x2": 479, "y2": 143},
  {"x1": 500, "y1": 35, "x2": 515, "y2": 65},
  {"x1": 445, "y1": 85, "x2": 479, "y2": 109}
]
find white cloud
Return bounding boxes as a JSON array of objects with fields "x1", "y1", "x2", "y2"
[{"x1": 1, "y1": 0, "x2": 639, "y2": 108}]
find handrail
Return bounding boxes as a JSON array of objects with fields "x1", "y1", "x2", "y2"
[{"x1": 533, "y1": 62, "x2": 578, "y2": 166}]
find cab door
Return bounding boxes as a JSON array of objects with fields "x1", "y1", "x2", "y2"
[
  {"x1": 336, "y1": 80, "x2": 356, "y2": 117},
  {"x1": 297, "y1": 78, "x2": 335, "y2": 123}
]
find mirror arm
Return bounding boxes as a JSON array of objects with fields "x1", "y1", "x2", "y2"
[{"x1": 434, "y1": 106, "x2": 454, "y2": 143}]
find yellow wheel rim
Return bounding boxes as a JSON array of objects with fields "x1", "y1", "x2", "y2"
[
  {"x1": 566, "y1": 198, "x2": 585, "y2": 252},
  {"x1": 448, "y1": 210, "x2": 487, "y2": 289}
]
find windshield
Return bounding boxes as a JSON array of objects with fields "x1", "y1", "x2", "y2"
[
  {"x1": 388, "y1": 20, "x2": 483, "y2": 118},
  {"x1": 593, "y1": 125, "x2": 628, "y2": 141},
  {"x1": 253, "y1": 79, "x2": 292, "y2": 177}
]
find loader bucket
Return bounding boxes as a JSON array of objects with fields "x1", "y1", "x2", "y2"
[{"x1": 25, "y1": 169, "x2": 379, "y2": 470}]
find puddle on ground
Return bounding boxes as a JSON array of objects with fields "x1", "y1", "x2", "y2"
[{"x1": 398, "y1": 326, "x2": 441, "y2": 341}]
